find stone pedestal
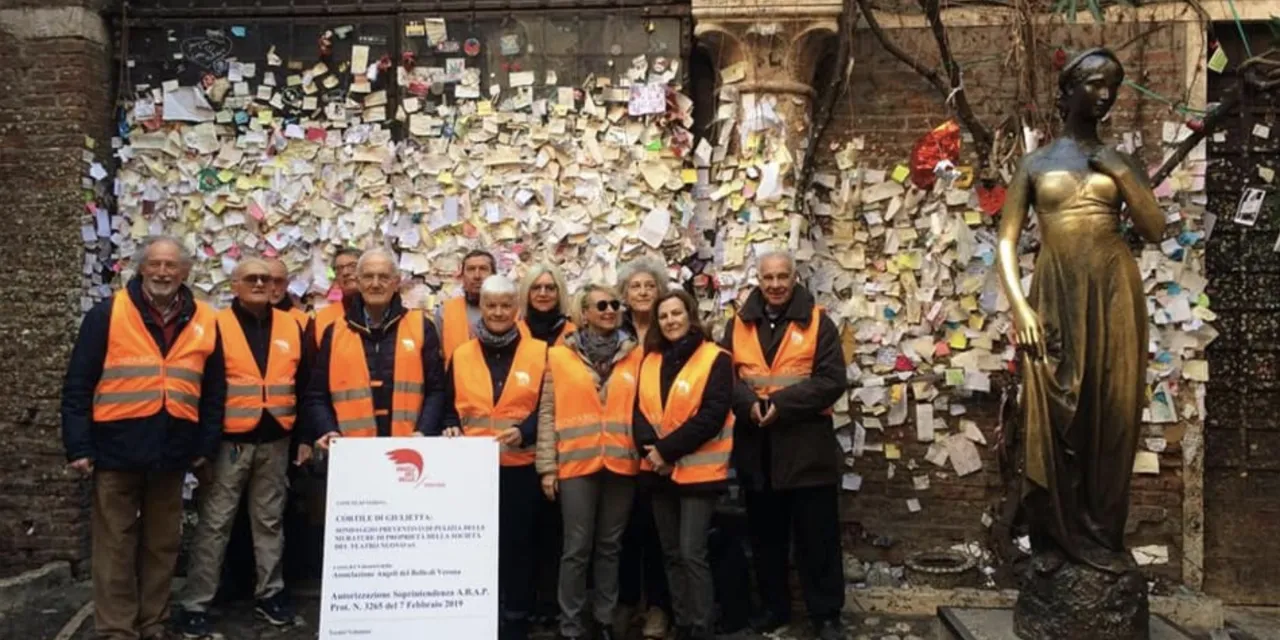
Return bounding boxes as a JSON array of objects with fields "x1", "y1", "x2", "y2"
[
  {"x1": 937, "y1": 607, "x2": 1196, "y2": 640},
  {"x1": 1013, "y1": 552, "x2": 1150, "y2": 640}
]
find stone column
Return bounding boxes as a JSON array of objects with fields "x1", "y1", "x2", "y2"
[{"x1": 0, "y1": 0, "x2": 112, "y2": 577}]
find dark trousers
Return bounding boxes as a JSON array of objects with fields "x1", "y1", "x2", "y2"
[
  {"x1": 500, "y1": 465, "x2": 539, "y2": 630},
  {"x1": 619, "y1": 485, "x2": 671, "y2": 612},
  {"x1": 746, "y1": 484, "x2": 844, "y2": 623}
]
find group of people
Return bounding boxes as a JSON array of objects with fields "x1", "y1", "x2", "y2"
[{"x1": 62, "y1": 236, "x2": 849, "y2": 640}]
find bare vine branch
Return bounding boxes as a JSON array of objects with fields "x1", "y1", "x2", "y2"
[{"x1": 797, "y1": 0, "x2": 859, "y2": 222}]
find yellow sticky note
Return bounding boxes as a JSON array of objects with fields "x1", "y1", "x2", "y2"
[
  {"x1": 728, "y1": 193, "x2": 745, "y2": 211},
  {"x1": 959, "y1": 295, "x2": 978, "y2": 312},
  {"x1": 477, "y1": 100, "x2": 493, "y2": 116},
  {"x1": 438, "y1": 171, "x2": 454, "y2": 185},
  {"x1": 954, "y1": 165, "x2": 974, "y2": 189},
  {"x1": 945, "y1": 368, "x2": 965, "y2": 386},
  {"x1": 216, "y1": 169, "x2": 235, "y2": 183},
  {"x1": 964, "y1": 210, "x2": 982, "y2": 226},
  {"x1": 884, "y1": 444, "x2": 901, "y2": 460},
  {"x1": 891, "y1": 164, "x2": 911, "y2": 183},
  {"x1": 257, "y1": 110, "x2": 273, "y2": 125},
  {"x1": 235, "y1": 175, "x2": 254, "y2": 190},
  {"x1": 968, "y1": 314, "x2": 984, "y2": 331},
  {"x1": 209, "y1": 199, "x2": 227, "y2": 214},
  {"x1": 949, "y1": 331, "x2": 968, "y2": 350},
  {"x1": 681, "y1": 169, "x2": 698, "y2": 184},
  {"x1": 84, "y1": 136, "x2": 96, "y2": 149}
]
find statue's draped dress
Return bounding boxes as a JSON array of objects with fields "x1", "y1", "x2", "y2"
[{"x1": 1020, "y1": 167, "x2": 1146, "y2": 573}]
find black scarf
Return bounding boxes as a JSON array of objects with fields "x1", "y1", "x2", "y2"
[
  {"x1": 525, "y1": 306, "x2": 567, "y2": 342},
  {"x1": 475, "y1": 322, "x2": 520, "y2": 349}
]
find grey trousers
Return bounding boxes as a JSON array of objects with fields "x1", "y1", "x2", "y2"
[
  {"x1": 180, "y1": 439, "x2": 290, "y2": 612},
  {"x1": 651, "y1": 491, "x2": 718, "y2": 633},
  {"x1": 557, "y1": 472, "x2": 636, "y2": 637}
]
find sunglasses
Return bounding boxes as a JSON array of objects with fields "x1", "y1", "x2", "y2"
[
  {"x1": 594, "y1": 300, "x2": 622, "y2": 312},
  {"x1": 240, "y1": 274, "x2": 277, "y2": 285}
]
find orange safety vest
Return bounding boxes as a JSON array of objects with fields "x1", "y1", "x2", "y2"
[
  {"x1": 328, "y1": 311, "x2": 426, "y2": 437},
  {"x1": 453, "y1": 337, "x2": 547, "y2": 467},
  {"x1": 216, "y1": 307, "x2": 301, "y2": 434},
  {"x1": 516, "y1": 318, "x2": 578, "y2": 347},
  {"x1": 440, "y1": 297, "x2": 474, "y2": 368},
  {"x1": 285, "y1": 307, "x2": 309, "y2": 331},
  {"x1": 731, "y1": 307, "x2": 824, "y2": 400},
  {"x1": 93, "y1": 291, "x2": 218, "y2": 423},
  {"x1": 637, "y1": 342, "x2": 734, "y2": 484},
  {"x1": 313, "y1": 303, "x2": 345, "y2": 348},
  {"x1": 546, "y1": 345, "x2": 643, "y2": 479}
]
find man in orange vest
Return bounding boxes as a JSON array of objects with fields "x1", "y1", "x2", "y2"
[
  {"x1": 719, "y1": 251, "x2": 848, "y2": 640},
  {"x1": 307, "y1": 247, "x2": 362, "y2": 349},
  {"x1": 436, "y1": 248, "x2": 495, "y2": 367},
  {"x1": 305, "y1": 248, "x2": 445, "y2": 446},
  {"x1": 176, "y1": 258, "x2": 306, "y2": 636},
  {"x1": 439, "y1": 275, "x2": 545, "y2": 640},
  {"x1": 61, "y1": 235, "x2": 226, "y2": 640},
  {"x1": 267, "y1": 257, "x2": 309, "y2": 331}
]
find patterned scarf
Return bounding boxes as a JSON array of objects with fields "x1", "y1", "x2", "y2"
[
  {"x1": 578, "y1": 328, "x2": 623, "y2": 378},
  {"x1": 475, "y1": 321, "x2": 520, "y2": 349}
]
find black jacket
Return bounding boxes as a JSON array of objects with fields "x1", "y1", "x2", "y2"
[
  {"x1": 61, "y1": 278, "x2": 227, "y2": 471},
  {"x1": 438, "y1": 332, "x2": 540, "y2": 447},
  {"x1": 303, "y1": 294, "x2": 446, "y2": 440},
  {"x1": 222, "y1": 299, "x2": 309, "y2": 444},
  {"x1": 720, "y1": 286, "x2": 847, "y2": 491},
  {"x1": 633, "y1": 332, "x2": 733, "y2": 494}
]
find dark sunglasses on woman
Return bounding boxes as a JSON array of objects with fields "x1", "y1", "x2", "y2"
[{"x1": 595, "y1": 300, "x2": 622, "y2": 312}]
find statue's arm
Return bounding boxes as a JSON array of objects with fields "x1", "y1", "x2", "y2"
[
  {"x1": 1118, "y1": 152, "x2": 1165, "y2": 244},
  {"x1": 996, "y1": 163, "x2": 1032, "y2": 314}
]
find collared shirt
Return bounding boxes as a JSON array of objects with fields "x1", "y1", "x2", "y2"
[{"x1": 143, "y1": 288, "x2": 186, "y2": 347}]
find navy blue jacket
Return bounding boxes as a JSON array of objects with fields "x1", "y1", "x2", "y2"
[
  {"x1": 61, "y1": 278, "x2": 227, "y2": 471},
  {"x1": 303, "y1": 293, "x2": 446, "y2": 440},
  {"x1": 438, "y1": 332, "x2": 541, "y2": 447}
]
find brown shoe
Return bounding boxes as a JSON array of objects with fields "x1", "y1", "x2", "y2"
[{"x1": 642, "y1": 606, "x2": 668, "y2": 638}]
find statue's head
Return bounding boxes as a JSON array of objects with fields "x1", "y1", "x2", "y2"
[{"x1": 1057, "y1": 48, "x2": 1125, "y2": 123}]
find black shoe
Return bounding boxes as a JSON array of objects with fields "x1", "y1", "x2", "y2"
[
  {"x1": 254, "y1": 595, "x2": 297, "y2": 626},
  {"x1": 500, "y1": 620, "x2": 530, "y2": 640},
  {"x1": 598, "y1": 627, "x2": 617, "y2": 640},
  {"x1": 176, "y1": 611, "x2": 213, "y2": 639},
  {"x1": 815, "y1": 618, "x2": 843, "y2": 640},
  {"x1": 749, "y1": 610, "x2": 790, "y2": 633}
]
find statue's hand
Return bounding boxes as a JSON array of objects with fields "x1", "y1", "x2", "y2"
[
  {"x1": 1088, "y1": 147, "x2": 1131, "y2": 179},
  {"x1": 1012, "y1": 304, "x2": 1048, "y2": 360}
]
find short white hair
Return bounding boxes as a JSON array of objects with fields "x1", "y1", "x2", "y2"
[
  {"x1": 357, "y1": 247, "x2": 399, "y2": 275},
  {"x1": 480, "y1": 275, "x2": 517, "y2": 299},
  {"x1": 756, "y1": 250, "x2": 795, "y2": 273},
  {"x1": 617, "y1": 256, "x2": 669, "y2": 294}
]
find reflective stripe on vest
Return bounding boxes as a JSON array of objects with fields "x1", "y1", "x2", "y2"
[
  {"x1": 441, "y1": 297, "x2": 473, "y2": 369},
  {"x1": 637, "y1": 342, "x2": 734, "y2": 484},
  {"x1": 216, "y1": 307, "x2": 302, "y2": 434},
  {"x1": 547, "y1": 345, "x2": 643, "y2": 479},
  {"x1": 731, "y1": 307, "x2": 822, "y2": 398},
  {"x1": 93, "y1": 291, "x2": 217, "y2": 423},
  {"x1": 328, "y1": 311, "x2": 426, "y2": 437},
  {"x1": 453, "y1": 337, "x2": 546, "y2": 467},
  {"x1": 313, "y1": 304, "x2": 345, "y2": 348},
  {"x1": 517, "y1": 318, "x2": 578, "y2": 348}
]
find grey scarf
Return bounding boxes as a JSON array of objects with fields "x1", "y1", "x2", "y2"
[
  {"x1": 475, "y1": 322, "x2": 520, "y2": 349},
  {"x1": 578, "y1": 328, "x2": 622, "y2": 378}
]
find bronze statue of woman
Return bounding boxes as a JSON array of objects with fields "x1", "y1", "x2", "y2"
[{"x1": 996, "y1": 48, "x2": 1165, "y2": 639}]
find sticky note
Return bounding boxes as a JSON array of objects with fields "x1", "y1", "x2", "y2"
[
  {"x1": 438, "y1": 171, "x2": 454, "y2": 185},
  {"x1": 231, "y1": 26, "x2": 247, "y2": 37},
  {"x1": 1208, "y1": 46, "x2": 1228, "y2": 73},
  {"x1": 891, "y1": 164, "x2": 911, "y2": 183},
  {"x1": 216, "y1": 169, "x2": 235, "y2": 183},
  {"x1": 477, "y1": 100, "x2": 493, "y2": 116},
  {"x1": 681, "y1": 169, "x2": 697, "y2": 184},
  {"x1": 949, "y1": 331, "x2": 968, "y2": 350},
  {"x1": 964, "y1": 210, "x2": 981, "y2": 225},
  {"x1": 257, "y1": 111, "x2": 273, "y2": 125},
  {"x1": 884, "y1": 444, "x2": 901, "y2": 460}
]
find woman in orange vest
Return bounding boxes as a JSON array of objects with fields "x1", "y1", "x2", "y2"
[
  {"x1": 615, "y1": 257, "x2": 673, "y2": 639},
  {"x1": 633, "y1": 290, "x2": 734, "y2": 640},
  {"x1": 535, "y1": 283, "x2": 643, "y2": 640},
  {"x1": 516, "y1": 263, "x2": 576, "y2": 347},
  {"x1": 440, "y1": 275, "x2": 546, "y2": 640}
]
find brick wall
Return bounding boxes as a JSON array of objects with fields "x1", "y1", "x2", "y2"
[
  {"x1": 0, "y1": 0, "x2": 111, "y2": 577},
  {"x1": 835, "y1": 18, "x2": 1190, "y2": 585}
]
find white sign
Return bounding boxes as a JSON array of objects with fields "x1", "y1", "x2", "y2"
[{"x1": 319, "y1": 437, "x2": 500, "y2": 639}]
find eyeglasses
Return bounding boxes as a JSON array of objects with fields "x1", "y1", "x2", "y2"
[
  {"x1": 531, "y1": 283, "x2": 558, "y2": 293},
  {"x1": 241, "y1": 274, "x2": 272, "y2": 285},
  {"x1": 594, "y1": 300, "x2": 622, "y2": 312},
  {"x1": 359, "y1": 273, "x2": 396, "y2": 284}
]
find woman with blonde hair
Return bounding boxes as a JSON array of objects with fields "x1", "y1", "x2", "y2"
[
  {"x1": 517, "y1": 263, "x2": 576, "y2": 346},
  {"x1": 614, "y1": 255, "x2": 673, "y2": 639},
  {"x1": 536, "y1": 283, "x2": 644, "y2": 640}
]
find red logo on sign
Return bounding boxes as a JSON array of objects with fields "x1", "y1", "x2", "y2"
[{"x1": 387, "y1": 449, "x2": 425, "y2": 485}]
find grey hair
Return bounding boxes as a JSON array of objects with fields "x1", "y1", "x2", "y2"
[
  {"x1": 617, "y1": 256, "x2": 669, "y2": 296},
  {"x1": 756, "y1": 250, "x2": 796, "y2": 273},
  {"x1": 480, "y1": 275, "x2": 518, "y2": 298},
  {"x1": 519, "y1": 263, "x2": 569, "y2": 313},
  {"x1": 356, "y1": 247, "x2": 400, "y2": 276},
  {"x1": 232, "y1": 257, "x2": 270, "y2": 280},
  {"x1": 133, "y1": 235, "x2": 193, "y2": 268}
]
